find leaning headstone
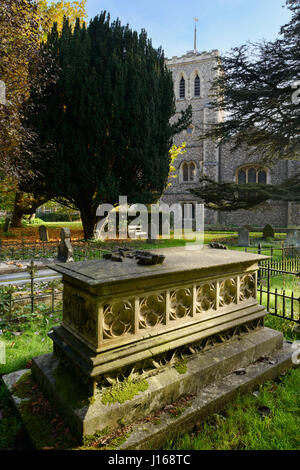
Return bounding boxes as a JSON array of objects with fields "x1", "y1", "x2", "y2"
[
  {"x1": 263, "y1": 224, "x2": 275, "y2": 239},
  {"x1": 39, "y1": 225, "x2": 49, "y2": 242},
  {"x1": 3, "y1": 217, "x2": 10, "y2": 233},
  {"x1": 238, "y1": 226, "x2": 249, "y2": 247},
  {"x1": 57, "y1": 227, "x2": 74, "y2": 262}
]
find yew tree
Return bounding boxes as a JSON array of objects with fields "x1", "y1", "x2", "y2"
[{"x1": 24, "y1": 13, "x2": 192, "y2": 239}]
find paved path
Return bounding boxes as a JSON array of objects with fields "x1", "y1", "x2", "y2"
[
  {"x1": 0, "y1": 258, "x2": 62, "y2": 286},
  {"x1": 0, "y1": 268, "x2": 61, "y2": 286}
]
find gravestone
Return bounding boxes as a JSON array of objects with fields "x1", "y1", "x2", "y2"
[
  {"x1": 284, "y1": 229, "x2": 300, "y2": 256},
  {"x1": 3, "y1": 218, "x2": 10, "y2": 233},
  {"x1": 263, "y1": 224, "x2": 275, "y2": 239},
  {"x1": 238, "y1": 226, "x2": 249, "y2": 247},
  {"x1": 57, "y1": 227, "x2": 74, "y2": 262},
  {"x1": 39, "y1": 225, "x2": 49, "y2": 242}
]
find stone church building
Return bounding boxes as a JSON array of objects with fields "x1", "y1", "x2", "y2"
[{"x1": 161, "y1": 48, "x2": 300, "y2": 228}]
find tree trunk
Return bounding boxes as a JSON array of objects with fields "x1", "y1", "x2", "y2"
[{"x1": 11, "y1": 191, "x2": 49, "y2": 228}]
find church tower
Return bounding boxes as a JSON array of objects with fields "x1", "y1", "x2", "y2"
[
  {"x1": 161, "y1": 24, "x2": 222, "y2": 225},
  {"x1": 161, "y1": 21, "x2": 300, "y2": 229}
]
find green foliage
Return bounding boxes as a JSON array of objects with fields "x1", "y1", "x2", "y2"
[
  {"x1": 21, "y1": 217, "x2": 46, "y2": 225},
  {"x1": 82, "y1": 428, "x2": 110, "y2": 447},
  {"x1": 191, "y1": 175, "x2": 300, "y2": 211},
  {"x1": 169, "y1": 407, "x2": 186, "y2": 419},
  {"x1": 101, "y1": 377, "x2": 149, "y2": 405},
  {"x1": 37, "y1": 0, "x2": 87, "y2": 41},
  {"x1": 174, "y1": 359, "x2": 187, "y2": 375},
  {"x1": 104, "y1": 432, "x2": 132, "y2": 450},
  {"x1": 37, "y1": 212, "x2": 80, "y2": 222},
  {"x1": 202, "y1": 1, "x2": 300, "y2": 163},
  {"x1": 0, "y1": 285, "x2": 16, "y2": 316},
  {"x1": 0, "y1": 313, "x2": 61, "y2": 375},
  {"x1": 24, "y1": 12, "x2": 192, "y2": 239}
]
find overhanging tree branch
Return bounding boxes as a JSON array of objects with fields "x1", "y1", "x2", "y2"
[{"x1": 191, "y1": 174, "x2": 300, "y2": 211}]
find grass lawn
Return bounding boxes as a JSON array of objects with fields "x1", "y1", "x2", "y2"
[{"x1": 164, "y1": 367, "x2": 300, "y2": 450}]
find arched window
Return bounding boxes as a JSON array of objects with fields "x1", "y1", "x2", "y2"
[
  {"x1": 182, "y1": 163, "x2": 189, "y2": 182},
  {"x1": 179, "y1": 77, "x2": 185, "y2": 99},
  {"x1": 248, "y1": 168, "x2": 257, "y2": 183},
  {"x1": 238, "y1": 169, "x2": 246, "y2": 184},
  {"x1": 194, "y1": 75, "x2": 200, "y2": 97},
  {"x1": 182, "y1": 162, "x2": 196, "y2": 182},
  {"x1": 236, "y1": 166, "x2": 268, "y2": 184},
  {"x1": 258, "y1": 170, "x2": 267, "y2": 184}
]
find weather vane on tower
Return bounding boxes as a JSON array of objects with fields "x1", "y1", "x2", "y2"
[{"x1": 194, "y1": 17, "x2": 198, "y2": 53}]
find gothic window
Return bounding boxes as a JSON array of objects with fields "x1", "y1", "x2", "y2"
[
  {"x1": 238, "y1": 169, "x2": 246, "y2": 184},
  {"x1": 182, "y1": 162, "x2": 196, "y2": 182},
  {"x1": 248, "y1": 168, "x2": 257, "y2": 183},
  {"x1": 183, "y1": 162, "x2": 189, "y2": 181},
  {"x1": 258, "y1": 170, "x2": 267, "y2": 184},
  {"x1": 179, "y1": 77, "x2": 185, "y2": 99},
  {"x1": 194, "y1": 75, "x2": 200, "y2": 97},
  {"x1": 236, "y1": 167, "x2": 268, "y2": 184}
]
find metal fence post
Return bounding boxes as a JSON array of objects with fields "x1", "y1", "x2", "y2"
[
  {"x1": 51, "y1": 284, "x2": 55, "y2": 314},
  {"x1": 27, "y1": 259, "x2": 37, "y2": 315},
  {"x1": 21, "y1": 237, "x2": 25, "y2": 259},
  {"x1": 9, "y1": 288, "x2": 13, "y2": 322},
  {"x1": 267, "y1": 264, "x2": 270, "y2": 312}
]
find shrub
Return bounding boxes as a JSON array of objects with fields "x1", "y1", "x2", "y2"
[{"x1": 37, "y1": 213, "x2": 81, "y2": 222}]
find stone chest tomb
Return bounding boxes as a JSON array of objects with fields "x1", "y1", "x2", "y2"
[
  {"x1": 46, "y1": 248, "x2": 265, "y2": 394},
  {"x1": 7, "y1": 246, "x2": 293, "y2": 447}
]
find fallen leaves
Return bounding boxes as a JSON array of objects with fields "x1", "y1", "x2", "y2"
[
  {"x1": 258, "y1": 406, "x2": 272, "y2": 419},
  {"x1": 233, "y1": 368, "x2": 246, "y2": 375},
  {"x1": 256, "y1": 356, "x2": 277, "y2": 365}
]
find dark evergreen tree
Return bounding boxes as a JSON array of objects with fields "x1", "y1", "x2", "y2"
[
  {"x1": 192, "y1": 0, "x2": 300, "y2": 211},
  {"x1": 23, "y1": 13, "x2": 192, "y2": 239}
]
